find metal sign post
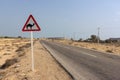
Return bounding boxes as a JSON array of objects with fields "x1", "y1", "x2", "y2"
[{"x1": 31, "y1": 31, "x2": 34, "y2": 71}]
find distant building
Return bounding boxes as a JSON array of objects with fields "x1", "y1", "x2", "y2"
[{"x1": 109, "y1": 38, "x2": 120, "y2": 42}]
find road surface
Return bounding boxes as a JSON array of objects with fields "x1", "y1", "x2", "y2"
[{"x1": 41, "y1": 40, "x2": 120, "y2": 80}]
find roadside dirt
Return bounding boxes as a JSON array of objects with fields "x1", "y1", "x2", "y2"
[
  {"x1": 0, "y1": 38, "x2": 72, "y2": 80},
  {"x1": 54, "y1": 39, "x2": 120, "y2": 55}
]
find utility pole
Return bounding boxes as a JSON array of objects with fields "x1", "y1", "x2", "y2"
[{"x1": 97, "y1": 27, "x2": 100, "y2": 44}]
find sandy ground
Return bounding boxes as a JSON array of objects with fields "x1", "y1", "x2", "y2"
[
  {"x1": 54, "y1": 39, "x2": 120, "y2": 55},
  {"x1": 0, "y1": 38, "x2": 72, "y2": 80},
  {"x1": 0, "y1": 38, "x2": 30, "y2": 66}
]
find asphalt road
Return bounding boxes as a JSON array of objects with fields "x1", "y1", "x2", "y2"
[{"x1": 41, "y1": 40, "x2": 120, "y2": 80}]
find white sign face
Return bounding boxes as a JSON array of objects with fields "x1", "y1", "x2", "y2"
[{"x1": 22, "y1": 15, "x2": 41, "y2": 31}]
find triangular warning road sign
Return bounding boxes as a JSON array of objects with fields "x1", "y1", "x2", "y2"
[{"x1": 22, "y1": 15, "x2": 41, "y2": 31}]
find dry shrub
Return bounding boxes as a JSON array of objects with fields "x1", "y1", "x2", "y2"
[
  {"x1": 15, "y1": 43, "x2": 30, "y2": 57},
  {"x1": 18, "y1": 52, "x2": 25, "y2": 57},
  {"x1": 3, "y1": 53, "x2": 11, "y2": 55},
  {"x1": 0, "y1": 58, "x2": 19, "y2": 69},
  {"x1": 91, "y1": 48, "x2": 97, "y2": 50},
  {"x1": 106, "y1": 50, "x2": 113, "y2": 53},
  {"x1": 68, "y1": 42, "x2": 73, "y2": 45},
  {"x1": 15, "y1": 43, "x2": 30, "y2": 52}
]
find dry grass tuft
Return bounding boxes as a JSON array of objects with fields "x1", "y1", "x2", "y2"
[
  {"x1": 0, "y1": 58, "x2": 19, "y2": 69},
  {"x1": 106, "y1": 50, "x2": 113, "y2": 53}
]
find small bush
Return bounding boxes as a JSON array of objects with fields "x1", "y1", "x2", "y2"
[
  {"x1": 3, "y1": 53, "x2": 11, "y2": 55},
  {"x1": 18, "y1": 52, "x2": 25, "y2": 57},
  {"x1": 91, "y1": 48, "x2": 97, "y2": 50},
  {"x1": 0, "y1": 58, "x2": 19, "y2": 69},
  {"x1": 106, "y1": 50, "x2": 113, "y2": 53},
  {"x1": 15, "y1": 43, "x2": 30, "y2": 52}
]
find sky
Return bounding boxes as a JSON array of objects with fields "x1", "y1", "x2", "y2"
[{"x1": 0, "y1": 0, "x2": 120, "y2": 40}]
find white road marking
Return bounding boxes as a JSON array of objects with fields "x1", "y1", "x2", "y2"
[{"x1": 82, "y1": 52, "x2": 97, "y2": 58}]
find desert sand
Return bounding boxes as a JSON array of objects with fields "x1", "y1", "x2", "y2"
[{"x1": 0, "y1": 38, "x2": 72, "y2": 80}]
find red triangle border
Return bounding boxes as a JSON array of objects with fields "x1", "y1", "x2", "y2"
[{"x1": 22, "y1": 14, "x2": 41, "y2": 32}]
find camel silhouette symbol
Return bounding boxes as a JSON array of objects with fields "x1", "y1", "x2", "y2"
[{"x1": 26, "y1": 23, "x2": 34, "y2": 29}]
